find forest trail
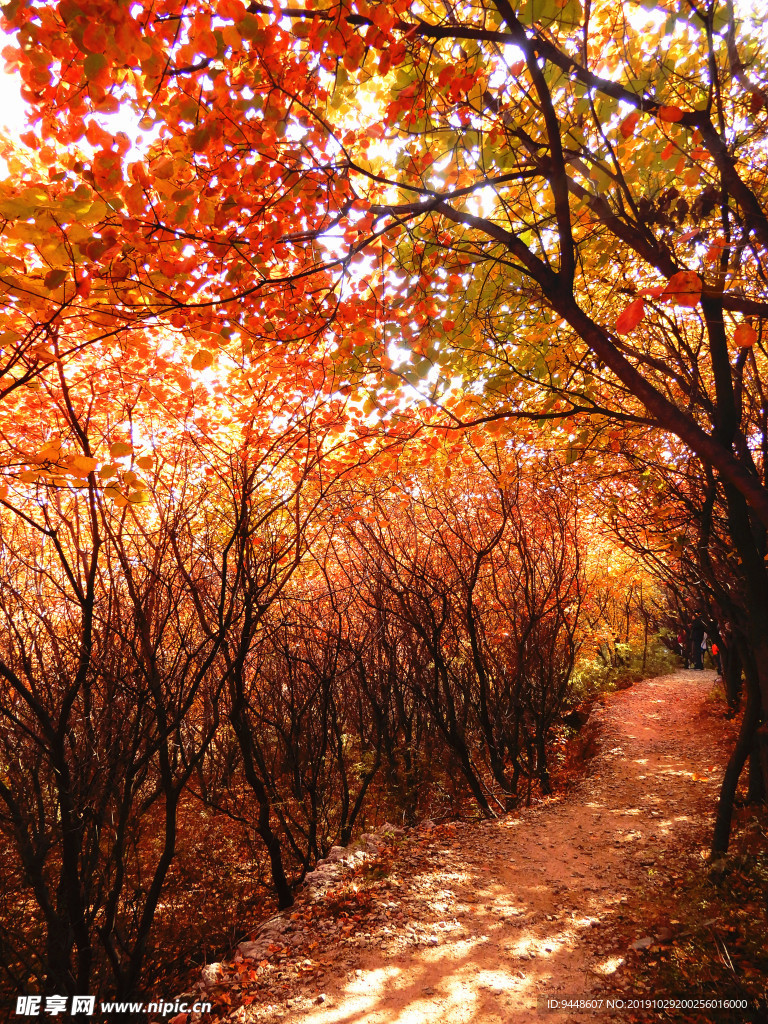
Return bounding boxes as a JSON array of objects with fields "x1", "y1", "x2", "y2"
[{"x1": 214, "y1": 670, "x2": 735, "y2": 1024}]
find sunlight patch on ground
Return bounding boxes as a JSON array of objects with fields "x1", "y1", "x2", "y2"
[
  {"x1": 506, "y1": 936, "x2": 538, "y2": 957},
  {"x1": 592, "y1": 956, "x2": 625, "y2": 976},
  {"x1": 346, "y1": 966, "x2": 400, "y2": 995},
  {"x1": 572, "y1": 916, "x2": 601, "y2": 929},
  {"x1": 293, "y1": 951, "x2": 528, "y2": 1024}
]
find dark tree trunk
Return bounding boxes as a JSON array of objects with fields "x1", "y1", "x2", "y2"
[{"x1": 712, "y1": 673, "x2": 761, "y2": 854}]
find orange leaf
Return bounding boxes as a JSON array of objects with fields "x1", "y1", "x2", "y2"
[
  {"x1": 662, "y1": 270, "x2": 702, "y2": 307},
  {"x1": 615, "y1": 297, "x2": 646, "y2": 334},
  {"x1": 69, "y1": 455, "x2": 99, "y2": 476},
  {"x1": 82, "y1": 23, "x2": 108, "y2": 55},
  {"x1": 371, "y1": 4, "x2": 395, "y2": 30},
  {"x1": 734, "y1": 324, "x2": 757, "y2": 348},
  {"x1": 220, "y1": 0, "x2": 246, "y2": 16},
  {"x1": 658, "y1": 105, "x2": 684, "y2": 122},
  {"x1": 191, "y1": 349, "x2": 214, "y2": 371}
]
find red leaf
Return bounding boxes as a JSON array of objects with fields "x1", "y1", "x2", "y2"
[
  {"x1": 76, "y1": 275, "x2": 92, "y2": 299},
  {"x1": 619, "y1": 111, "x2": 640, "y2": 138},
  {"x1": 658, "y1": 105, "x2": 684, "y2": 122},
  {"x1": 615, "y1": 297, "x2": 646, "y2": 335}
]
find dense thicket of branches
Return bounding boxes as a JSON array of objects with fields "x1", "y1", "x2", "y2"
[{"x1": 0, "y1": 432, "x2": 589, "y2": 1003}]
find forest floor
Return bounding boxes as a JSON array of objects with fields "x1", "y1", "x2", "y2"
[{"x1": 190, "y1": 671, "x2": 768, "y2": 1024}]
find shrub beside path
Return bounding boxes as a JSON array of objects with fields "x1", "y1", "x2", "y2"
[{"x1": 199, "y1": 671, "x2": 737, "y2": 1024}]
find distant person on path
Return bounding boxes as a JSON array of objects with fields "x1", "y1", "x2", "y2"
[
  {"x1": 711, "y1": 640, "x2": 722, "y2": 675},
  {"x1": 689, "y1": 618, "x2": 706, "y2": 670},
  {"x1": 614, "y1": 636, "x2": 625, "y2": 667},
  {"x1": 710, "y1": 628, "x2": 724, "y2": 675}
]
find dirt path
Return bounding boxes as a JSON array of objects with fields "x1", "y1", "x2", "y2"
[{"x1": 210, "y1": 670, "x2": 735, "y2": 1024}]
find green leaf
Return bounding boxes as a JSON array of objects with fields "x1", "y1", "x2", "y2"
[
  {"x1": 174, "y1": 203, "x2": 193, "y2": 225},
  {"x1": 237, "y1": 14, "x2": 264, "y2": 42},
  {"x1": 84, "y1": 53, "x2": 107, "y2": 81},
  {"x1": 711, "y1": 3, "x2": 729, "y2": 33}
]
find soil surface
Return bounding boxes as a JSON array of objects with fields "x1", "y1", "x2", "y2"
[{"x1": 200, "y1": 670, "x2": 737, "y2": 1024}]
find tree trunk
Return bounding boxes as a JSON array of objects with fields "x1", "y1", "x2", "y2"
[{"x1": 711, "y1": 674, "x2": 760, "y2": 854}]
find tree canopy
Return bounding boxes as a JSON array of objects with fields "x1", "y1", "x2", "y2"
[{"x1": 2, "y1": 0, "x2": 768, "y2": 496}]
